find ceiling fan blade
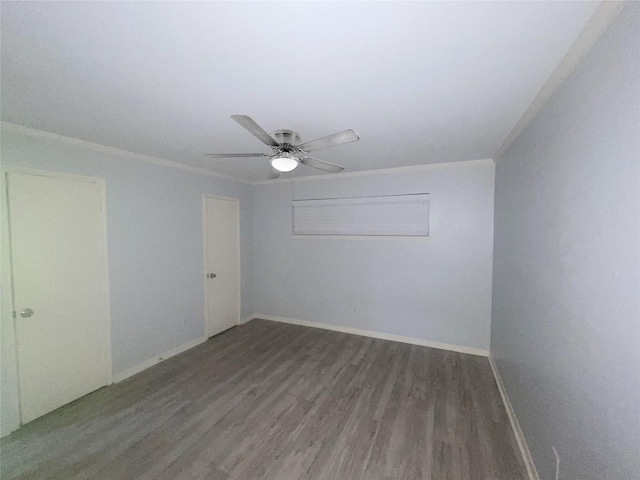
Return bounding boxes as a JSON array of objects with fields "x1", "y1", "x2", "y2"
[
  {"x1": 298, "y1": 129, "x2": 359, "y2": 153},
  {"x1": 231, "y1": 115, "x2": 280, "y2": 147},
  {"x1": 299, "y1": 156, "x2": 345, "y2": 174},
  {"x1": 205, "y1": 153, "x2": 269, "y2": 158},
  {"x1": 267, "y1": 168, "x2": 281, "y2": 180}
]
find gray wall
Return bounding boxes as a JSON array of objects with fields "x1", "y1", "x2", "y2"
[
  {"x1": 491, "y1": 5, "x2": 640, "y2": 479},
  {"x1": 1, "y1": 126, "x2": 254, "y2": 435},
  {"x1": 253, "y1": 160, "x2": 495, "y2": 351}
]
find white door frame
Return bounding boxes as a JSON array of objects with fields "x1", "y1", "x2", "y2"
[
  {"x1": 202, "y1": 194, "x2": 241, "y2": 337},
  {"x1": 2, "y1": 166, "x2": 113, "y2": 426}
]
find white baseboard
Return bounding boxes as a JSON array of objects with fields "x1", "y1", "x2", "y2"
[
  {"x1": 112, "y1": 336, "x2": 208, "y2": 383},
  {"x1": 254, "y1": 314, "x2": 489, "y2": 357},
  {"x1": 488, "y1": 354, "x2": 539, "y2": 480},
  {"x1": 0, "y1": 421, "x2": 20, "y2": 438},
  {"x1": 240, "y1": 314, "x2": 258, "y2": 325}
]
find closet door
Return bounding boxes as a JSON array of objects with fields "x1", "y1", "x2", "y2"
[
  {"x1": 203, "y1": 195, "x2": 240, "y2": 337},
  {"x1": 6, "y1": 170, "x2": 111, "y2": 424}
]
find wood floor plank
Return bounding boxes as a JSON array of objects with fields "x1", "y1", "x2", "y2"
[{"x1": 1, "y1": 319, "x2": 528, "y2": 479}]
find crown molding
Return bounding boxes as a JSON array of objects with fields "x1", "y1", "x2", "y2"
[
  {"x1": 494, "y1": 0, "x2": 627, "y2": 160},
  {"x1": 252, "y1": 158, "x2": 495, "y2": 185},
  {"x1": 2, "y1": 122, "x2": 494, "y2": 186},
  {"x1": 0, "y1": 122, "x2": 252, "y2": 185}
]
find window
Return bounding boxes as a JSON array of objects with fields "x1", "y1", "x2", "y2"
[{"x1": 293, "y1": 193, "x2": 429, "y2": 237}]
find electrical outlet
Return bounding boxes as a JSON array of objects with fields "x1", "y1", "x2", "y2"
[{"x1": 552, "y1": 446, "x2": 560, "y2": 480}]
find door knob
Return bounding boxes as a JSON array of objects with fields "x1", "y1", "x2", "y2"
[
  {"x1": 208, "y1": 273, "x2": 217, "y2": 279},
  {"x1": 20, "y1": 308, "x2": 34, "y2": 318}
]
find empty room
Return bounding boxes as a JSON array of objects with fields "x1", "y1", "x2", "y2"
[{"x1": 1, "y1": 1, "x2": 638, "y2": 479}]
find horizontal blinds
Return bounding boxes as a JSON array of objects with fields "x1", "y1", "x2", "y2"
[{"x1": 293, "y1": 194, "x2": 429, "y2": 236}]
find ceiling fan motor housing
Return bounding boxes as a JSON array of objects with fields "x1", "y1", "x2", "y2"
[{"x1": 271, "y1": 129, "x2": 301, "y2": 149}]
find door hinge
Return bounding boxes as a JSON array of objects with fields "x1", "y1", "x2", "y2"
[{"x1": 12, "y1": 311, "x2": 16, "y2": 318}]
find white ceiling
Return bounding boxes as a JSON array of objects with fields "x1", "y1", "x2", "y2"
[{"x1": 1, "y1": 1, "x2": 599, "y2": 182}]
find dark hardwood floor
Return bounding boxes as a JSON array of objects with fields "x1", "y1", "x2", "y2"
[{"x1": 1, "y1": 319, "x2": 527, "y2": 479}]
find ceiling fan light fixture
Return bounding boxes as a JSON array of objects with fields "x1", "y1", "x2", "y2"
[{"x1": 271, "y1": 153, "x2": 298, "y2": 172}]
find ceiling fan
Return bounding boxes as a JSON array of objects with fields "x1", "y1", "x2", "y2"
[{"x1": 206, "y1": 115, "x2": 360, "y2": 179}]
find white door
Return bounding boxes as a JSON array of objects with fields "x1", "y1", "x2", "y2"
[
  {"x1": 6, "y1": 170, "x2": 111, "y2": 424},
  {"x1": 204, "y1": 195, "x2": 240, "y2": 337}
]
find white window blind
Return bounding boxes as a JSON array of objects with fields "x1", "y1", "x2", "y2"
[{"x1": 293, "y1": 194, "x2": 429, "y2": 236}]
